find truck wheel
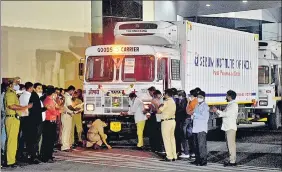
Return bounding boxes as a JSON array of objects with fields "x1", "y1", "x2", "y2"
[{"x1": 268, "y1": 106, "x2": 281, "y2": 130}]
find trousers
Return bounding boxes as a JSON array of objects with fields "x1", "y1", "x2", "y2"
[
  {"x1": 61, "y1": 113, "x2": 72, "y2": 150},
  {"x1": 147, "y1": 115, "x2": 164, "y2": 152},
  {"x1": 181, "y1": 118, "x2": 194, "y2": 155},
  {"x1": 70, "y1": 113, "x2": 83, "y2": 145},
  {"x1": 27, "y1": 121, "x2": 43, "y2": 159},
  {"x1": 193, "y1": 132, "x2": 207, "y2": 164},
  {"x1": 6, "y1": 116, "x2": 20, "y2": 165},
  {"x1": 225, "y1": 129, "x2": 237, "y2": 163},
  {"x1": 17, "y1": 117, "x2": 29, "y2": 159},
  {"x1": 161, "y1": 120, "x2": 177, "y2": 160},
  {"x1": 41, "y1": 121, "x2": 57, "y2": 161},
  {"x1": 175, "y1": 119, "x2": 182, "y2": 154},
  {"x1": 1, "y1": 114, "x2": 6, "y2": 151},
  {"x1": 136, "y1": 121, "x2": 146, "y2": 147}
]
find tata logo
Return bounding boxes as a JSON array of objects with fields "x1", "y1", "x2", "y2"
[
  {"x1": 109, "y1": 90, "x2": 122, "y2": 94},
  {"x1": 88, "y1": 89, "x2": 99, "y2": 95}
]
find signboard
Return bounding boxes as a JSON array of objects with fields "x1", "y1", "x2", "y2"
[
  {"x1": 126, "y1": 29, "x2": 147, "y2": 33},
  {"x1": 124, "y1": 58, "x2": 135, "y2": 74},
  {"x1": 97, "y1": 46, "x2": 139, "y2": 53}
]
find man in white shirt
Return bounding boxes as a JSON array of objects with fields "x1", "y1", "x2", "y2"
[
  {"x1": 18, "y1": 82, "x2": 33, "y2": 161},
  {"x1": 121, "y1": 93, "x2": 147, "y2": 149},
  {"x1": 61, "y1": 85, "x2": 82, "y2": 152},
  {"x1": 212, "y1": 90, "x2": 238, "y2": 167}
]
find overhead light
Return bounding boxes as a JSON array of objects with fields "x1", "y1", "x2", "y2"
[
  {"x1": 242, "y1": 0, "x2": 248, "y2": 3},
  {"x1": 206, "y1": 4, "x2": 211, "y2": 7}
]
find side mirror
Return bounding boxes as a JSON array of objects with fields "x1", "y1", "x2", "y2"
[{"x1": 79, "y1": 63, "x2": 84, "y2": 76}]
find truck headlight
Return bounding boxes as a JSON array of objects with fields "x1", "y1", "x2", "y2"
[
  {"x1": 259, "y1": 101, "x2": 268, "y2": 106},
  {"x1": 86, "y1": 104, "x2": 95, "y2": 111}
]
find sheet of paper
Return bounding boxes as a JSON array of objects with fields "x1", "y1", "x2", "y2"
[
  {"x1": 156, "y1": 113, "x2": 162, "y2": 122},
  {"x1": 124, "y1": 58, "x2": 135, "y2": 74},
  {"x1": 74, "y1": 102, "x2": 84, "y2": 109}
]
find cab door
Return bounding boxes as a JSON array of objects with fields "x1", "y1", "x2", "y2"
[{"x1": 157, "y1": 57, "x2": 170, "y2": 91}]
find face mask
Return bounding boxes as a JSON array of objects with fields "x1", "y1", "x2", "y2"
[
  {"x1": 179, "y1": 96, "x2": 183, "y2": 100},
  {"x1": 37, "y1": 92, "x2": 43, "y2": 97},
  {"x1": 13, "y1": 84, "x2": 19, "y2": 91},
  {"x1": 129, "y1": 98, "x2": 134, "y2": 104},
  {"x1": 198, "y1": 98, "x2": 204, "y2": 103}
]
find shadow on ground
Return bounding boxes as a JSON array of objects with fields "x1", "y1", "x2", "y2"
[
  {"x1": 207, "y1": 127, "x2": 282, "y2": 145},
  {"x1": 207, "y1": 151, "x2": 282, "y2": 169}
]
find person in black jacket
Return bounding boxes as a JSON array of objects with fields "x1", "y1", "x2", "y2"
[{"x1": 27, "y1": 83, "x2": 46, "y2": 164}]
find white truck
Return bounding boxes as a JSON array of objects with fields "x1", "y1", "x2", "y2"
[
  {"x1": 79, "y1": 21, "x2": 259, "y2": 135},
  {"x1": 250, "y1": 41, "x2": 282, "y2": 129}
]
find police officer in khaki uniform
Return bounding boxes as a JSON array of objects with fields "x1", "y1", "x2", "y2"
[
  {"x1": 70, "y1": 91, "x2": 83, "y2": 147},
  {"x1": 157, "y1": 89, "x2": 177, "y2": 162},
  {"x1": 4, "y1": 79, "x2": 32, "y2": 167},
  {"x1": 85, "y1": 119, "x2": 111, "y2": 149}
]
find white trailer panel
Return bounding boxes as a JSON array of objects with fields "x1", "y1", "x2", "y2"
[{"x1": 183, "y1": 21, "x2": 258, "y2": 104}]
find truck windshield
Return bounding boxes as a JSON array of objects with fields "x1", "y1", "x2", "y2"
[
  {"x1": 121, "y1": 55, "x2": 155, "y2": 82},
  {"x1": 258, "y1": 66, "x2": 269, "y2": 84},
  {"x1": 85, "y1": 56, "x2": 114, "y2": 82}
]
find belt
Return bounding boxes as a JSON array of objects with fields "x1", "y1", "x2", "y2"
[
  {"x1": 161, "y1": 118, "x2": 175, "y2": 122},
  {"x1": 45, "y1": 120, "x2": 56, "y2": 123},
  {"x1": 88, "y1": 132, "x2": 98, "y2": 134},
  {"x1": 65, "y1": 112, "x2": 73, "y2": 115},
  {"x1": 6, "y1": 114, "x2": 20, "y2": 119}
]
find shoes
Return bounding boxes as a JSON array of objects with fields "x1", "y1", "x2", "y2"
[
  {"x1": 41, "y1": 156, "x2": 55, "y2": 163},
  {"x1": 136, "y1": 146, "x2": 145, "y2": 151},
  {"x1": 29, "y1": 158, "x2": 41, "y2": 164},
  {"x1": 224, "y1": 162, "x2": 237, "y2": 167},
  {"x1": 197, "y1": 162, "x2": 207, "y2": 166},
  {"x1": 93, "y1": 144, "x2": 102, "y2": 150},
  {"x1": 190, "y1": 161, "x2": 199, "y2": 165},
  {"x1": 160, "y1": 158, "x2": 173, "y2": 162},
  {"x1": 6, "y1": 163, "x2": 18, "y2": 168},
  {"x1": 61, "y1": 149, "x2": 72, "y2": 152},
  {"x1": 191, "y1": 160, "x2": 207, "y2": 166},
  {"x1": 179, "y1": 154, "x2": 190, "y2": 159},
  {"x1": 77, "y1": 141, "x2": 83, "y2": 147},
  {"x1": 47, "y1": 159, "x2": 55, "y2": 163}
]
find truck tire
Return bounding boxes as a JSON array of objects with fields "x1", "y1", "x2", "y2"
[{"x1": 268, "y1": 105, "x2": 281, "y2": 130}]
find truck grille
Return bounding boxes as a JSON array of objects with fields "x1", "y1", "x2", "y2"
[{"x1": 85, "y1": 96, "x2": 130, "y2": 113}]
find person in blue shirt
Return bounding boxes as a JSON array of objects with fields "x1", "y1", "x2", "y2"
[
  {"x1": 1, "y1": 82, "x2": 8, "y2": 166},
  {"x1": 191, "y1": 91, "x2": 210, "y2": 166}
]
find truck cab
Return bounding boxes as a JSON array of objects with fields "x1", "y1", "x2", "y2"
[
  {"x1": 81, "y1": 21, "x2": 181, "y2": 136},
  {"x1": 254, "y1": 41, "x2": 282, "y2": 129}
]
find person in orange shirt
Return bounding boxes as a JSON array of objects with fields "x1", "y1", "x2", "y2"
[
  {"x1": 41, "y1": 86, "x2": 63, "y2": 163},
  {"x1": 186, "y1": 89, "x2": 199, "y2": 116},
  {"x1": 180, "y1": 89, "x2": 199, "y2": 159}
]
